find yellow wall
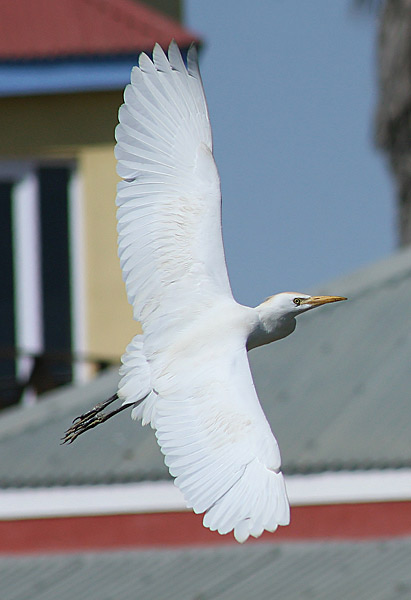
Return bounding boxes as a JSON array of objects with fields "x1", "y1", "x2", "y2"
[
  {"x1": 0, "y1": 91, "x2": 123, "y2": 156},
  {"x1": 0, "y1": 91, "x2": 140, "y2": 363},
  {"x1": 79, "y1": 145, "x2": 140, "y2": 360},
  {"x1": 0, "y1": 0, "x2": 186, "y2": 373}
]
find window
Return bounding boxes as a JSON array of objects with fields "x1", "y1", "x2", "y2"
[{"x1": 0, "y1": 161, "x2": 86, "y2": 409}]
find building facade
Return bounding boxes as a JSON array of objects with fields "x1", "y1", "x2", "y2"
[{"x1": 0, "y1": 0, "x2": 198, "y2": 407}]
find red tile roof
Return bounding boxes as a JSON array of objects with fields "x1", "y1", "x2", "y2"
[{"x1": 0, "y1": 0, "x2": 199, "y2": 61}]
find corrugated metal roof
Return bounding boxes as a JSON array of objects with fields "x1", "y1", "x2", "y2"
[
  {"x1": 0, "y1": 0, "x2": 198, "y2": 61},
  {"x1": 0, "y1": 369, "x2": 168, "y2": 487},
  {"x1": 1, "y1": 538, "x2": 411, "y2": 600},
  {"x1": 250, "y1": 246, "x2": 411, "y2": 473},
  {"x1": 1, "y1": 248, "x2": 411, "y2": 487}
]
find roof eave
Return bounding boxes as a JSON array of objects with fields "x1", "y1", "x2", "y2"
[{"x1": 0, "y1": 45, "x2": 200, "y2": 97}]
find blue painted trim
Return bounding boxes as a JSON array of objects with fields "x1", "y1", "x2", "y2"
[
  {"x1": 0, "y1": 49, "x2": 190, "y2": 97},
  {"x1": 0, "y1": 57, "x2": 137, "y2": 97}
]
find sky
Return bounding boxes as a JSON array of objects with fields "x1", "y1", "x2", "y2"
[{"x1": 184, "y1": 0, "x2": 394, "y2": 307}]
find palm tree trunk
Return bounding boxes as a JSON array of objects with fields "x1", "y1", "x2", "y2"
[{"x1": 376, "y1": 0, "x2": 411, "y2": 245}]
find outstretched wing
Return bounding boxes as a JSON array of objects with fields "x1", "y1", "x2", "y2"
[
  {"x1": 115, "y1": 42, "x2": 232, "y2": 350},
  {"x1": 153, "y1": 333, "x2": 290, "y2": 543},
  {"x1": 115, "y1": 43, "x2": 289, "y2": 542}
]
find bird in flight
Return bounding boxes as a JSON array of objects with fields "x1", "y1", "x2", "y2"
[{"x1": 63, "y1": 42, "x2": 346, "y2": 542}]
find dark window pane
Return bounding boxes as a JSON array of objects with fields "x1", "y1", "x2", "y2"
[
  {"x1": 0, "y1": 181, "x2": 17, "y2": 407},
  {"x1": 38, "y1": 167, "x2": 72, "y2": 385}
]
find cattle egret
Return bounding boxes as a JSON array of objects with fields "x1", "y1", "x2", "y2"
[{"x1": 63, "y1": 42, "x2": 346, "y2": 543}]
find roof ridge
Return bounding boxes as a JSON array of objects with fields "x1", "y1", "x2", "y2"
[{"x1": 314, "y1": 246, "x2": 411, "y2": 298}]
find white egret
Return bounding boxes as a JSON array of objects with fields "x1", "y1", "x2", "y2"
[{"x1": 63, "y1": 42, "x2": 346, "y2": 543}]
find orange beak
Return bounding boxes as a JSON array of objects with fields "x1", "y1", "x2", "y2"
[{"x1": 300, "y1": 295, "x2": 347, "y2": 307}]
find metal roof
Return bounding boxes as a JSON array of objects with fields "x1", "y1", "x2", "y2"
[
  {"x1": 0, "y1": 369, "x2": 167, "y2": 488},
  {"x1": 0, "y1": 0, "x2": 200, "y2": 97},
  {"x1": 1, "y1": 248, "x2": 411, "y2": 487},
  {"x1": 1, "y1": 537, "x2": 411, "y2": 600},
  {"x1": 250, "y1": 246, "x2": 411, "y2": 473},
  {"x1": 0, "y1": 0, "x2": 198, "y2": 61}
]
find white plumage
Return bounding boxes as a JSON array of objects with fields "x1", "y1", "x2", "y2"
[
  {"x1": 115, "y1": 42, "x2": 291, "y2": 542},
  {"x1": 64, "y1": 42, "x2": 345, "y2": 542}
]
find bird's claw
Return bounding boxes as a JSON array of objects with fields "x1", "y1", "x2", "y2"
[{"x1": 61, "y1": 393, "x2": 127, "y2": 445}]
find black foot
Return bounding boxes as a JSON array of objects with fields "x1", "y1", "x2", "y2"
[{"x1": 61, "y1": 393, "x2": 131, "y2": 444}]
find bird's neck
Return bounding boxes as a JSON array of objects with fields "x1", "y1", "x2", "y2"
[{"x1": 246, "y1": 304, "x2": 296, "y2": 351}]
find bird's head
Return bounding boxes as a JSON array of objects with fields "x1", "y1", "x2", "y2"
[
  {"x1": 261, "y1": 292, "x2": 347, "y2": 318},
  {"x1": 249, "y1": 292, "x2": 346, "y2": 350}
]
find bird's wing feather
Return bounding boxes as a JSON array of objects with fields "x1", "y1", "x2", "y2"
[
  {"x1": 115, "y1": 42, "x2": 232, "y2": 350},
  {"x1": 115, "y1": 42, "x2": 289, "y2": 542},
  {"x1": 152, "y1": 336, "x2": 289, "y2": 542}
]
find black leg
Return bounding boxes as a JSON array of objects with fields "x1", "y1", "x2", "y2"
[
  {"x1": 72, "y1": 393, "x2": 119, "y2": 424},
  {"x1": 61, "y1": 393, "x2": 132, "y2": 444}
]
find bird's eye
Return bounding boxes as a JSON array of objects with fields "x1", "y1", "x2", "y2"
[{"x1": 293, "y1": 298, "x2": 302, "y2": 306}]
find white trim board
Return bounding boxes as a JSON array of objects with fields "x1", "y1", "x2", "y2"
[
  {"x1": 1, "y1": 470, "x2": 410, "y2": 521},
  {"x1": 68, "y1": 169, "x2": 89, "y2": 384},
  {"x1": 12, "y1": 172, "x2": 43, "y2": 385}
]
